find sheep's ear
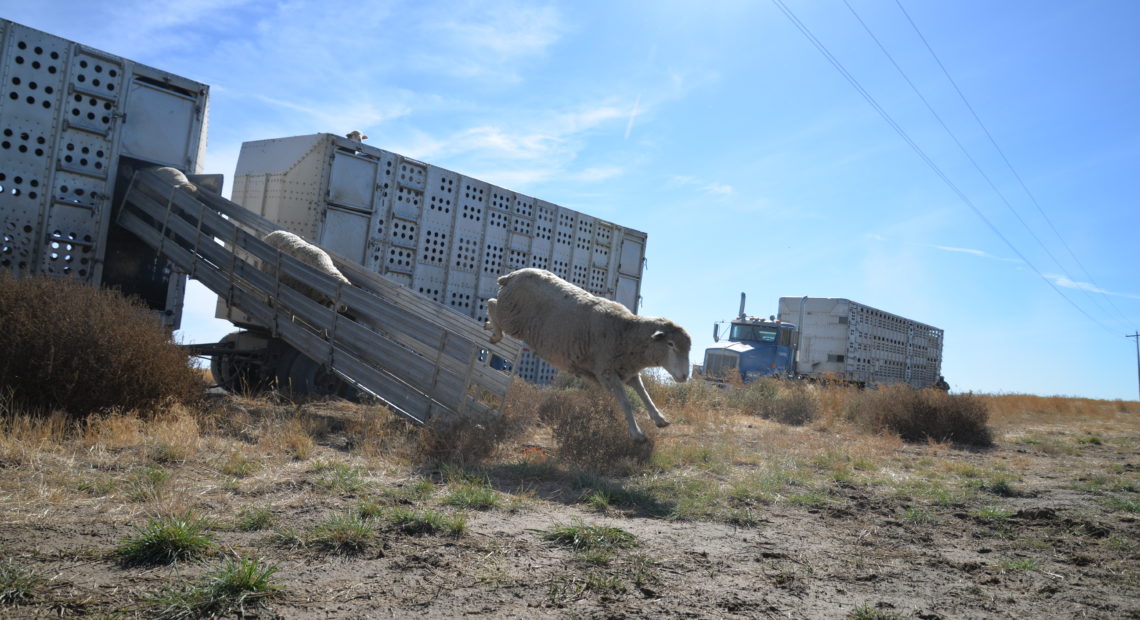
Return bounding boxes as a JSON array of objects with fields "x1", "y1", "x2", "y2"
[{"x1": 652, "y1": 330, "x2": 666, "y2": 341}]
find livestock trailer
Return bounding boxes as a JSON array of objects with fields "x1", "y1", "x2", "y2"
[
  {"x1": 223, "y1": 133, "x2": 650, "y2": 385},
  {"x1": 777, "y1": 296, "x2": 944, "y2": 388},
  {"x1": 0, "y1": 18, "x2": 208, "y2": 327}
]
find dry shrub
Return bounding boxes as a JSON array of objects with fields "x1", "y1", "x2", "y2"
[
  {"x1": 412, "y1": 379, "x2": 541, "y2": 466},
  {"x1": 845, "y1": 384, "x2": 993, "y2": 446},
  {"x1": 537, "y1": 385, "x2": 655, "y2": 473},
  {"x1": 728, "y1": 378, "x2": 820, "y2": 426},
  {"x1": 0, "y1": 275, "x2": 204, "y2": 418},
  {"x1": 645, "y1": 373, "x2": 726, "y2": 430},
  {"x1": 344, "y1": 405, "x2": 419, "y2": 459}
]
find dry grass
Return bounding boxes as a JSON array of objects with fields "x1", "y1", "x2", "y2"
[{"x1": 0, "y1": 369, "x2": 1137, "y2": 616}]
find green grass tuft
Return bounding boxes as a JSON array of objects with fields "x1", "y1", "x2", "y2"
[
  {"x1": 0, "y1": 559, "x2": 43, "y2": 605},
  {"x1": 149, "y1": 556, "x2": 280, "y2": 619},
  {"x1": 543, "y1": 520, "x2": 638, "y2": 552},
  {"x1": 115, "y1": 514, "x2": 213, "y2": 566}
]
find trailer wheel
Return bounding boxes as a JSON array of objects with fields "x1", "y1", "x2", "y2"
[
  {"x1": 284, "y1": 350, "x2": 357, "y2": 399},
  {"x1": 210, "y1": 332, "x2": 265, "y2": 392}
]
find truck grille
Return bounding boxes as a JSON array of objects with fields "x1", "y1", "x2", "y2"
[{"x1": 703, "y1": 351, "x2": 739, "y2": 380}]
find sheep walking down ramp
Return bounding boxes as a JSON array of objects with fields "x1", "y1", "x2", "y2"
[
  {"x1": 485, "y1": 268, "x2": 691, "y2": 442},
  {"x1": 261, "y1": 230, "x2": 351, "y2": 309}
]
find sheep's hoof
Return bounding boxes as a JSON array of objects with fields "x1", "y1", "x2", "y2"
[
  {"x1": 488, "y1": 334, "x2": 502, "y2": 344},
  {"x1": 655, "y1": 419, "x2": 671, "y2": 429},
  {"x1": 631, "y1": 433, "x2": 649, "y2": 443}
]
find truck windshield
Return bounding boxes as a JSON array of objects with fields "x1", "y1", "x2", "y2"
[{"x1": 731, "y1": 324, "x2": 778, "y2": 343}]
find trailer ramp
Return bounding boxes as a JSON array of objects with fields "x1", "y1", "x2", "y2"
[{"x1": 117, "y1": 167, "x2": 520, "y2": 425}]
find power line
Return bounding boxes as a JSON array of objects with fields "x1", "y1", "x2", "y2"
[
  {"x1": 844, "y1": 0, "x2": 1122, "y2": 327},
  {"x1": 893, "y1": 0, "x2": 1134, "y2": 328},
  {"x1": 768, "y1": 0, "x2": 1119, "y2": 335}
]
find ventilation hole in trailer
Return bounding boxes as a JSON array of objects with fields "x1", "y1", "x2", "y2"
[
  {"x1": 14, "y1": 56, "x2": 24, "y2": 64},
  {"x1": 1, "y1": 142, "x2": 8, "y2": 150},
  {"x1": 79, "y1": 60, "x2": 87, "y2": 68},
  {"x1": 8, "y1": 92, "x2": 16, "y2": 100},
  {"x1": 48, "y1": 66, "x2": 57, "y2": 74},
  {"x1": 50, "y1": 51, "x2": 59, "y2": 60},
  {"x1": 77, "y1": 75, "x2": 85, "y2": 83},
  {"x1": 108, "y1": 68, "x2": 116, "y2": 77},
  {"x1": 92, "y1": 79, "x2": 101, "y2": 88},
  {"x1": 31, "y1": 61, "x2": 41, "y2": 70}
]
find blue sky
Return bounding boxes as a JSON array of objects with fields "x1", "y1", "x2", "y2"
[{"x1": 8, "y1": 1, "x2": 1138, "y2": 400}]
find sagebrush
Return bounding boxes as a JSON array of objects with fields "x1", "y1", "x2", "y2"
[{"x1": 0, "y1": 275, "x2": 203, "y2": 418}]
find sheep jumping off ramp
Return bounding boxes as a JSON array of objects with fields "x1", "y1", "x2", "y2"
[{"x1": 486, "y1": 268, "x2": 691, "y2": 442}]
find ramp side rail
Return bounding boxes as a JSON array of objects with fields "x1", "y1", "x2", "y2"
[{"x1": 117, "y1": 167, "x2": 520, "y2": 425}]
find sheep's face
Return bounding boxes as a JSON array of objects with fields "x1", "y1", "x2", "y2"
[{"x1": 651, "y1": 322, "x2": 692, "y2": 383}]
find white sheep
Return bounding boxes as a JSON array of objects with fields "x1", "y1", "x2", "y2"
[
  {"x1": 153, "y1": 166, "x2": 197, "y2": 193},
  {"x1": 261, "y1": 230, "x2": 351, "y2": 309},
  {"x1": 485, "y1": 268, "x2": 691, "y2": 442}
]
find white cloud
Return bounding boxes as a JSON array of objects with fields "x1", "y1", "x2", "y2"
[
  {"x1": 932, "y1": 245, "x2": 1021, "y2": 264},
  {"x1": 671, "y1": 175, "x2": 734, "y2": 197},
  {"x1": 703, "y1": 183, "x2": 734, "y2": 196},
  {"x1": 411, "y1": 2, "x2": 564, "y2": 81},
  {"x1": 573, "y1": 166, "x2": 624, "y2": 182},
  {"x1": 1045, "y1": 274, "x2": 1140, "y2": 300}
]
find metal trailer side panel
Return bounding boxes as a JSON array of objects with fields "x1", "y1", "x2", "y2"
[
  {"x1": 229, "y1": 133, "x2": 648, "y2": 385},
  {"x1": 0, "y1": 19, "x2": 207, "y2": 328},
  {"x1": 778, "y1": 297, "x2": 944, "y2": 388}
]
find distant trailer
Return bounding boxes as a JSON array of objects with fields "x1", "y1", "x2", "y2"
[{"x1": 777, "y1": 297, "x2": 944, "y2": 389}]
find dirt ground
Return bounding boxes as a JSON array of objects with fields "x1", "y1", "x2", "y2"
[{"x1": 0, "y1": 395, "x2": 1136, "y2": 619}]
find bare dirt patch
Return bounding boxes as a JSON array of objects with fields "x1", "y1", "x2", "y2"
[{"x1": 1, "y1": 391, "x2": 1137, "y2": 619}]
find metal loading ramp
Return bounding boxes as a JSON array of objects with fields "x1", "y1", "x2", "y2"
[{"x1": 117, "y1": 167, "x2": 521, "y2": 425}]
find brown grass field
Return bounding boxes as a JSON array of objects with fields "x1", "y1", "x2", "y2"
[{"x1": 0, "y1": 378, "x2": 1137, "y2": 619}]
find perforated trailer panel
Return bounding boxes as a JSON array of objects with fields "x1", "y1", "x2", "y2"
[{"x1": 229, "y1": 133, "x2": 649, "y2": 384}]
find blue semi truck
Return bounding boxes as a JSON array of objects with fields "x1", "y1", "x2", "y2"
[{"x1": 702, "y1": 294, "x2": 947, "y2": 389}]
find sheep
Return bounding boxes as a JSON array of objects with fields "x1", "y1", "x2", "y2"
[
  {"x1": 261, "y1": 230, "x2": 351, "y2": 309},
  {"x1": 485, "y1": 268, "x2": 691, "y2": 442},
  {"x1": 153, "y1": 166, "x2": 197, "y2": 193}
]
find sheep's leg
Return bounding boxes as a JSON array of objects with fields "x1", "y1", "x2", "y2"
[
  {"x1": 627, "y1": 374, "x2": 670, "y2": 428},
  {"x1": 599, "y1": 371, "x2": 647, "y2": 442},
  {"x1": 484, "y1": 298, "x2": 503, "y2": 344}
]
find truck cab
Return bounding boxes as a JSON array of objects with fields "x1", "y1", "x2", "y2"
[{"x1": 702, "y1": 317, "x2": 798, "y2": 383}]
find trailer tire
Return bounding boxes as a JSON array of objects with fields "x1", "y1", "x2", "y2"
[
  {"x1": 283, "y1": 350, "x2": 356, "y2": 399},
  {"x1": 210, "y1": 332, "x2": 265, "y2": 392}
]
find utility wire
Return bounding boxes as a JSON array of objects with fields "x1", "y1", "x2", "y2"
[
  {"x1": 893, "y1": 0, "x2": 1134, "y2": 327},
  {"x1": 769, "y1": 0, "x2": 1119, "y2": 335},
  {"x1": 843, "y1": 0, "x2": 1119, "y2": 325}
]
